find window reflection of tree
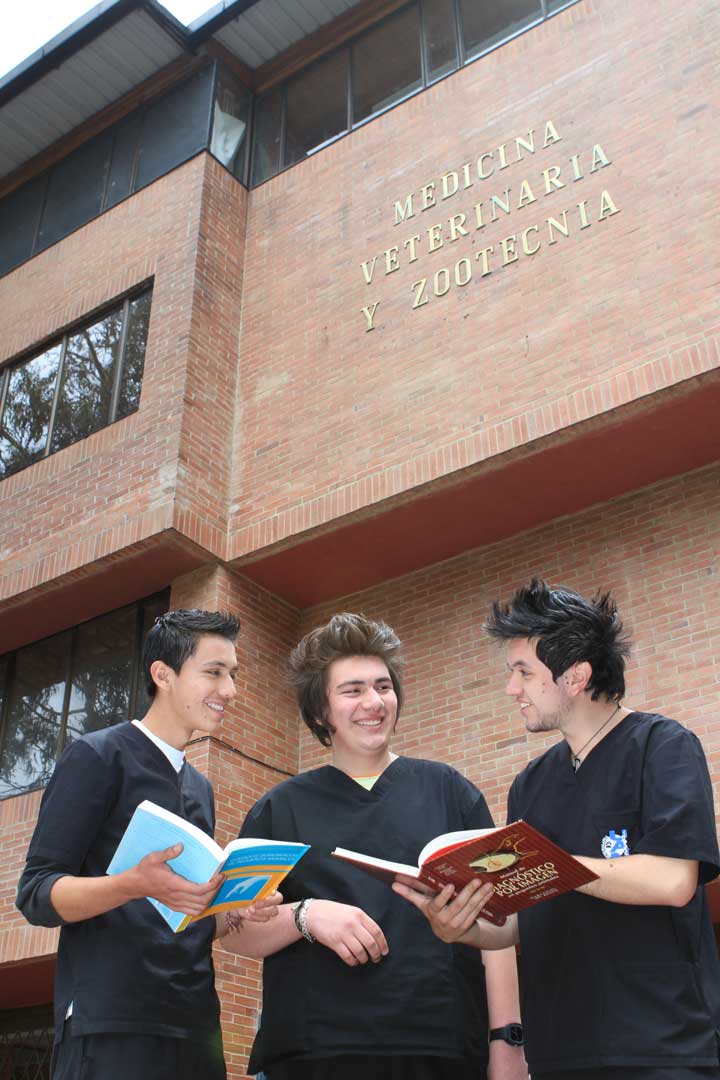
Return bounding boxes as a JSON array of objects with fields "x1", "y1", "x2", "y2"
[
  {"x1": 0, "y1": 347, "x2": 61, "y2": 474},
  {"x1": 118, "y1": 292, "x2": 151, "y2": 418},
  {"x1": 0, "y1": 633, "x2": 69, "y2": 798},
  {"x1": 0, "y1": 593, "x2": 168, "y2": 799},
  {"x1": 52, "y1": 315, "x2": 122, "y2": 451},
  {"x1": 65, "y1": 608, "x2": 135, "y2": 742}
]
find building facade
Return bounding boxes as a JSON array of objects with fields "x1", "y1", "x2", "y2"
[{"x1": 0, "y1": 0, "x2": 719, "y2": 1074}]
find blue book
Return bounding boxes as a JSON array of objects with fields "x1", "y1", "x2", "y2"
[{"x1": 107, "y1": 799, "x2": 308, "y2": 932}]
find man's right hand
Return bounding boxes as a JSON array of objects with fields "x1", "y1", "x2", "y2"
[
  {"x1": 304, "y1": 899, "x2": 389, "y2": 966},
  {"x1": 125, "y1": 844, "x2": 224, "y2": 915}
]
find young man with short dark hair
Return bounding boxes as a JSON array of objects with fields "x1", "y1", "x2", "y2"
[
  {"x1": 224, "y1": 611, "x2": 527, "y2": 1080},
  {"x1": 17, "y1": 608, "x2": 280, "y2": 1080},
  {"x1": 395, "y1": 580, "x2": 720, "y2": 1080}
]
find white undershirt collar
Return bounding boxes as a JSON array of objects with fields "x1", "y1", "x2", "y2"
[{"x1": 132, "y1": 718, "x2": 185, "y2": 773}]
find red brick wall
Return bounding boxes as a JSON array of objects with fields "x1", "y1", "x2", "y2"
[
  {"x1": 0, "y1": 152, "x2": 247, "y2": 621},
  {"x1": 298, "y1": 463, "x2": 720, "y2": 827},
  {"x1": 170, "y1": 564, "x2": 301, "y2": 1077},
  {"x1": 230, "y1": 0, "x2": 720, "y2": 561},
  {"x1": 1, "y1": 0, "x2": 719, "y2": 1070}
]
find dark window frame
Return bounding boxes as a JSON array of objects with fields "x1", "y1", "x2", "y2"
[
  {"x1": 0, "y1": 62, "x2": 247, "y2": 281},
  {"x1": 0, "y1": 282, "x2": 153, "y2": 481},
  {"x1": 0, "y1": 590, "x2": 170, "y2": 801},
  {"x1": 250, "y1": 0, "x2": 582, "y2": 187}
]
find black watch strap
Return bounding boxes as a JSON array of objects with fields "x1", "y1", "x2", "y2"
[{"x1": 489, "y1": 1023, "x2": 524, "y2": 1047}]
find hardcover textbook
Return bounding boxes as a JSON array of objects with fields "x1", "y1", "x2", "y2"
[
  {"x1": 108, "y1": 799, "x2": 308, "y2": 932},
  {"x1": 333, "y1": 820, "x2": 597, "y2": 926}
]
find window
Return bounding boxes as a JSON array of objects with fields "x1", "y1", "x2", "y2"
[
  {"x1": 352, "y1": 6, "x2": 423, "y2": 124},
  {"x1": 0, "y1": 1005, "x2": 54, "y2": 1079},
  {"x1": 0, "y1": 593, "x2": 168, "y2": 799},
  {"x1": 36, "y1": 131, "x2": 114, "y2": 252},
  {"x1": 251, "y1": 87, "x2": 284, "y2": 187},
  {"x1": 0, "y1": 175, "x2": 46, "y2": 277},
  {"x1": 285, "y1": 51, "x2": 349, "y2": 166},
  {"x1": 0, "y1": 65, "x2": 223, "y2": 279},
  {"x1": 423, "y1": 0, "x2": 460, "y2": 83},
  {"x1": 135, "y1": 66, "x2": 214, "y2": 191},
  {"x1": 211, "y1": 68, "x2": 252, "y2": 180},
  {"x1": 247, "y1": 0, "x2": 580, "y2": 186},
  {"x1": 459, "y1": 0, "x2": 543, "y2": 60},
  {"x1": 0, "y1": 286, "x2": 152, "y2": 481}
]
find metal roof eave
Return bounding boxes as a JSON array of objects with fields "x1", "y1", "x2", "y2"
[
  {"x1": 0, "y1": 0, "x2": 191, "y2": 109},
  {"x1": 186, "y1": 0, "x2": 265, "y2": 43}
]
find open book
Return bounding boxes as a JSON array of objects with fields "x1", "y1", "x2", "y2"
[
  {"x1": 333, "y1": 820, "x2": 597, "y2": 926},
  {"x1": 107, "y1": 799, "x2": 308, "y2": 932}
]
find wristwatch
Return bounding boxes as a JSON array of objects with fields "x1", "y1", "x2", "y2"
[{"x1": 489, "y1": 1023, "x2": 524, "y2": 1047}]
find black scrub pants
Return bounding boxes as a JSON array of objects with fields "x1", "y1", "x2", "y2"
[
  {"x1": 534, "y1": 1069, "x2": 720, "y2": 1080},
  {"x1": 51, "y1": 1022, "x2": 226, "y2": 1080},
  {"x1": 267, "y1": 1055, "x2": 486, "y2": 1080}
]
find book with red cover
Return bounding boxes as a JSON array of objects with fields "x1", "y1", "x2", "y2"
[{"x1": 332, "y1": 820, "x2": 598, "y2": 926}]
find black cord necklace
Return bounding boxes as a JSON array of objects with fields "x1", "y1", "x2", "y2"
[{"x1": 571, "y1": 703, "x2": 622, "y2": 772}]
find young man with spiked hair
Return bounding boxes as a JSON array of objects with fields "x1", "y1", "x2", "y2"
[
  {"x1": 223, "y1": 611, "x2": 527, "y2": 1080},
  {"x1": 395, "y1": 579, "x2": 720, "y2": 1080}
]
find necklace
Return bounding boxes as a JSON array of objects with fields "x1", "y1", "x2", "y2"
[{"x1": 570, "y1": 703, "x2": 622, "y2": 772}]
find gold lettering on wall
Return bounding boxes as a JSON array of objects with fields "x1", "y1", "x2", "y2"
[{"x1": 359, "y1": 121, "x2": 624, "y2": 330}]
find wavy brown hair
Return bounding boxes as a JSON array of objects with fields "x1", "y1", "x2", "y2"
[{"x1": 289, "y1": 612, "x2": 404, "y2": 746}]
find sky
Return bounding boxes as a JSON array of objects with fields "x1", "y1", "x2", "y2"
[{"x1": 1, "y1": 0, "x2": 215, "y2": 79}]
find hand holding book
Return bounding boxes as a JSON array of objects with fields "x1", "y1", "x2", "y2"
[
  {"x1": 333, "y1": 820, "x2": 597, "y2": 926},
  {"x1": 108, "y1": 800, "x2": 309, "y2": 932}
]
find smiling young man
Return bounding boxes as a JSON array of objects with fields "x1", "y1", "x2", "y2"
[
  {"x1": 17, "y1": 609, "x2": 280, "y2": 1080},
  {"x1": 394, "y1": 580, "x2": 720, "y2": 1080},
  {"x1": 223, "y1": 612, "x2": 527, "y2": 1080}
]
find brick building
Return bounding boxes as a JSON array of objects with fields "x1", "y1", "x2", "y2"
[{"x1": 0, "y1": 0, "x2": 718, "y2": 1073}]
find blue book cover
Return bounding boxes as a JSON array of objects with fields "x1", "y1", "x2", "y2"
[{"x1": 107, "y1": 799, "x2": 309, "y2": 932}]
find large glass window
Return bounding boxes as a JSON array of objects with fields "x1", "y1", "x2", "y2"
[
  {"x1": 0, "y1": 287, "x2": 152, "y2": 481},
  {"x1": 459, "y1": 0, "x2": 543, "y2": 60},
  {"x1": 423, "y1": 0, "x2": 460, "y2": 83},
  {"x1": 211, "y1": 68, "x2": 252, "y2": 180},
  {"x1": 117, "y1": 291, "x2": 152, "y2": 419},
  {"x1": 135, "y1": 66, "x2": 214, "y2": 191},
  {"x1": 247, "y1": 0, "x2": 580, "y2": 187},
  {"x1": 251, "y1": 87, "x2": 284, "y2": 187},
  {"x1": 0, "y1": 174, "x2": 46, "y2": 278},
  {"x1": 50, "y1": 314, "x2": 123, "y2": 452},
  {"x1": 0, "y1": 0, "x2": 584, "y2": 262},
  {"x1": 0, "y1": 592, "x2": 168, "y2": 799},
  {"x1": 0, "y1": 632, "x2": 71, "y2": 799},
  {"x1": 285, "y1": 51, "x2": 349, "y2": 166},
  {"x1": 0, "y1": 64, "x2": 224, "y2": 279},
  {"x1": 0, "y1": 345, "x2": 62, "y2": 476},
  {"x1": 36, "y1": 131, "x2": 113, "y2": 251},
  {"x1": 352, "y1": 6, "x2": 423, "y2": 124}
]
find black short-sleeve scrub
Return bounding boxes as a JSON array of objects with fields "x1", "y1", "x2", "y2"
[
  {"x1": 508, "y1": 711, "x2": 720, "y2": 1075},
  {"x1": 239, "y1": 756, "x2": 493, "y2": 1076}
]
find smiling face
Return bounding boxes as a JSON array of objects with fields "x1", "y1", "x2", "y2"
[
  {"x1": 504, "y1": 638, "x2": 573, "y2": 734},
  {"x1": 324, "y1": 654, "x2": 398, "y2": 772},
  {"x1": 151, "y1": 632, "x2": 238, "y2": 746}
]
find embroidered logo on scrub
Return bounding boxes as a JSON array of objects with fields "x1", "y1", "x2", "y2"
[{"x1": 601, "y1": 829, "x2": 630, "y2": 858}]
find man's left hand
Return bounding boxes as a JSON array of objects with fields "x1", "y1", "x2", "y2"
[{"x1": 219, "y1": 891, "x2": 283, "y2": 936}]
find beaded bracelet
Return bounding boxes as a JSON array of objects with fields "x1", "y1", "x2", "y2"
[{"x1": 293, "y1": 898, "x2": 316, "y2": 943}]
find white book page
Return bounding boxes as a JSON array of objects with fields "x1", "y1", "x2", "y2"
[
  {"x1": 135, "y1": 800, "x2": 224, "y2": 859},
  {"x1": 333, "y1": 847, "x2": 420, "y2": 877},
  {"x1": 418, "y1": 828, "x2": 496, "y2": 865}
]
